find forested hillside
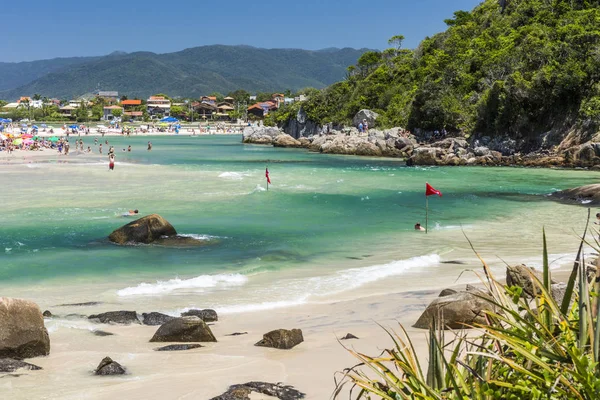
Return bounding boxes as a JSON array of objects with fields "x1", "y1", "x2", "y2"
[{"x1": 275, "y1": 0, "x2": 600, "y2": 149}]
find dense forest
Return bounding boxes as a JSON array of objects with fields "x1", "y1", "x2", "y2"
[{"x1": 271, "y1": 0, "x2": 600, "y2": 148}]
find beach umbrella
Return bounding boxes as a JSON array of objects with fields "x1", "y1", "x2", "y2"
[
  {"x1": 22, "y1": 134, "x2": 33, "y2": 139},
  {"x1": 21, "y1": 123, "x2": 27, "y2": 127},
  {"x1": 23, "y1": 139, "x2": 33, "y2": 145},
  {"x1": 160, "y1": 117, "x2": 178, "y2": 123},
  {"x1": 13, "y1": 138, "x2": 22, "y2": 145},
  {"x1": 69, "y1": 125, "x2": 78, "y2": 129},
  {"x1": 48, "y1": 136, "x2": 59, "y2": 142},
  {"x1": 32, "y1": 125, "x2": 39, "y2": 129},
  {"x1": 41, "y1": 124, "x2": 47, "y2": 128},
  {"x1": 110, "y1": 121, "x2": 115, "y2": 125}
]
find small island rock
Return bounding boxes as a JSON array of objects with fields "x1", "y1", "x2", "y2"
[
  {"x1": 88, "y1": 311, "x2": 141, "y2": 325},
  {"x1": 108, "y1": 214, "x2": 177, "y2": 245}
]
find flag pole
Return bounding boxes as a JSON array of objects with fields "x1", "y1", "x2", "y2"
[
  {"x1": 425, "y1": 195, "x2": 429, "y2": 234},
  {"x1": 266, "y1": 165, "x2": 269, "y2": 191}
]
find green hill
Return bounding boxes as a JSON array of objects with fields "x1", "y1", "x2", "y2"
[
  {"x1": 277, "y1": 0, "x2": 600, "y2": 150},
  {"x1": 0, "y1": 46, "x2": 368, "y2": 100}
]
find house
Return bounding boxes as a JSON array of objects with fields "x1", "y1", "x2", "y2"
[
  {"x1": 121, "y1": 99, "x2": 143, "y2": 120},
  {"x1": 193, "y1": 101, "x2": 217, "y2": 119},
  {"x1": 223, "y1": 96, "x2": 234, "y2": 104},
  {"x1": 103, "y1": 105, "x2": 123, "y2": 121},
  {"x1": 17, "y1": 97, "x2": 43, "y2": 109},
  {"x1": 247, "y1": 101, "x2": 278, "y2": 118},
  {"x1": 59, "y1": 106, "x2": 76, "y2": 117},
  {"x1": 97, "y1": 91, "x2": 119, "y2": 104},
  {"x1": 217, "y1": 103, "x2": 235, "y2": 113},
  {"x1": 200, "y1": 96, "x2": 217, "y2": 105},
  {"x1": 147, "y1": 96, "x2": 171, "y2": 116}
]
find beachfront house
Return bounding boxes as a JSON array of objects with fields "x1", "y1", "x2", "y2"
[
  {"x1": 147, "y1": 96, "x2": 171, "y2": 117},
  {"x1": 223, "y1": 96, "x2": 234, "y2": 104},
  {"x1": 97, "y1": 91, "x2": 119, "y2": 105},
  {"x1": 200, "y1": 96, "x2": 217, "y2": 105},
  {"x1": 59, "y1": 106, "x2": 76, "y2": 117},
  {"x1": 193, "y1": 101, "x2": 217, "y2": 119},
  {"x1": 121, "y1": 99, "x2": 143, "y2": 121},
  {"x1": 103, "y1": 105, "x2": 123, "y2": 121},
  {"x1": 247, "y1": 101, "x2": 278, "y2": 119}
]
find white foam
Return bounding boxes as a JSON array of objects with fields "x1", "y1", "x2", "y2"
[
  {"x1": 178, "y1": 233, "x2": 222, "y2": 241},
  {"x1": 218, "y1": 171, "x2": 249, "y2": 180},
  {"x1": 216, "y1": 298, "x2": 308, "y2": 315},
  {"x1": 117, "y1": 273, "x2": 248, "y2": 296}
]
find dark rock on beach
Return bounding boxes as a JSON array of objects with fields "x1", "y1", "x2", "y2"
[
  {"x1": 56, "y1": 301, "x2": 103, "y2": 307},
  {"x1": 91, "y1": 330, "x2": 114, "y2": 337},
  {"x1": 414, "y1": 291, "x2": 494, "y2": 330},
  {"x1": 88, "y1": 311, "x2": 141, "y2": 325},
  {"x1": 226, "y1": 332, "x2": 248, "y2": 336},
  {"x1": 506, "y1": 264, "x2": 556, "y2": 298},
  {"x1": 95, "y1": 357, "x2": 126, "y2": 376},
  {"x1": 150, "y1": 317, "x2": 217, "y2": 343},
  {"x1": 108, "y1": 214, "x2": 177, "y2": 245},
  {"x1": 42, "y1": 310, "x2": 52, "y2": 318},
  {"x1": 181, "y1": 309, "x2": 218, "y2": 322},
  {"x1": 142, "y1": 312, "x2": 176, "y2": 326},
  {"x1": 154, "y1": 344, "x2": 203, "y2": 351},
  {"x1": 210, "y1": 382, "x2": 305, "y2": 400},
  {"x1": 255, "y1": 329, "x2": 304, "y2": 350},
  {"x1": 0, "y1": 297, "x2": 50, "y2": 360},
  {"x1": 0, "y1": 358, "x2": 42, "y2": 373},
  {"x1": 438, "y1": 288, "x2": 458, "y2": 297},
  {"x1": 340, "y1": 333, "x2": 359, "y2": 340}
]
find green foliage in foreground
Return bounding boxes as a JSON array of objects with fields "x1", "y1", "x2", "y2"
[
  {"x1": 277, "y1": 0, "x2": 600, "y2": 141},
  {"x1": 335, "y1": 215, "x2": 600, "y2": 399}
]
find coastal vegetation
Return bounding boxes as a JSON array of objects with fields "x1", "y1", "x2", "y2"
[
  {"x1": 335, "y1": 224, "x2": 600, "y2": 399},
  {"x1": 270, "y1": 0, "x2": 600, "y2": 148}
]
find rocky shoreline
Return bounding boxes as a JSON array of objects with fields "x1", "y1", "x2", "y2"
[{"x1": 243, "y1": 110, "x2": 600, "y2": 169}]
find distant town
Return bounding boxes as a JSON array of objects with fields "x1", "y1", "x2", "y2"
[{"x1": 0, "y1": 90, "x2": 309, "y2": 123}]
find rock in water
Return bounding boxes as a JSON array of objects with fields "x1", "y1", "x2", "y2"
[
  {"x1": 242, "y1": 127, "x2": 282, "y2": 145},
  {"x1": 108, "y1": 214, "x2": 177, "y2": 245},
  {"x1": 42, "y1": 310, "x2": 52, "y2": 317},
  {"x1": 91, "y1": 330, "x2": 114, "y2": 337},
  {"x1": 0, "y1": 358, "x2": 42, "y2": 373},
  {"x1": 273, "y1": 134, "x2": 302, "y2": 148},
  {"x1": 413, "y1": 292, "x2": 493, "y2": 330},
  {"x1": 210, "y1": 382, "x2": 305, "y2": 400},
  {"x1": 549, "y1": 184, "x2": 600, "y2": 205},
  {"x1": 154, "y1": 344, "x2": 203, "y2": 351},
  {"x1": 149, "y1": 317, "x2": 217, "y2": 343},
  {"x1": 255, "y1": 329, "x2": 303, "y2": 350},
  {"x1": 0, "y1": 297, "x2": 50, "y2": 359},
  {"x1": 88, "y1": 311, "x2": 141, "y2": 325},
  {"x1": 95, "y1": 357, "x2": 126, "y2": 375},
  {"x1": 180, "y1": 309, "x2": 218, "y2": 322},
  {"x1": 142, "y1": 312, "x2": 176, "y2": 326}
]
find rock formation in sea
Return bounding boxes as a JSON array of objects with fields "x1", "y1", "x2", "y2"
[
  {"x1": 0, "y1": 297, "x2": 50, "y2": 359},
  {"x1": 94, "y1": 357, "x2": 126, "y2": 375},
  {"x1": 549, "y1": 184, "x2": 600, "y2": 205},
  {"x1": 108, "y1": 214, "x2": 177, "y2": 245},
  {"x1": 210, "y1": 381, "x2": 305, "y2": 400}
]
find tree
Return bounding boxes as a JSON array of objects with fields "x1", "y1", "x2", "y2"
[
  {"x1": 208, "y1": 92, "x2": 224, "y2": 102},
  {"x1": 111, "y1": 108, "x2": 123, "y2": 118},
  {"x1": 356, "y1": 51, "x2": 382, "y2": 76},
  {"x1": 32, "y1": 93, "x2": 42, "y2": 101},
  {"x1": 388, "y1": 35, "x2": 405, "y2": 50}
]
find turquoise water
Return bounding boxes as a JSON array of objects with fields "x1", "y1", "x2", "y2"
[{"x1": 0, "y1": 135, "x2": 597, "y2": 309}]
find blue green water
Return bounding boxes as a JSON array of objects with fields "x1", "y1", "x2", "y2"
[{"x1": 0, "y1": 135, "x2": 597, "y2": 309}]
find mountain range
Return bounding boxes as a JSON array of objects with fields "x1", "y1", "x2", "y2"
[{"x1": 0, "y1": 46, "x2": 369, "y2": 100}]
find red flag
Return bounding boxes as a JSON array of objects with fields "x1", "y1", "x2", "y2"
[
  {"x1": 426, "y1": 182, "x2": 442, "y2": 197},
  {"x1": 265, "y1": 167, "x2": 271, "y2": 184}
]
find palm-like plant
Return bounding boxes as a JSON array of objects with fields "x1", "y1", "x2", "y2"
[{"x1": 334, "y1": 211, "x2": 600, "y2": 399}]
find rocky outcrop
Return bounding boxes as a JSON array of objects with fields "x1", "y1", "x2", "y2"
[
  {"x1": 255, "y1": 329, "x2": 304, "y2": 350},
  {"x1": 42, "y1": 310, "x2": 52, "y2": 318},
  {"x1": 0, "y1": 358, "x2": 42, "y2": 373},
  {"x1": 88, "y1": 311, "x2": 141, "y2": 325},
  {"x1": 549, "y1": 184, "x2": 600, "y2": 205},
  {"x1": 353, "y1": 109, "x2": 379, "y2": 128},
  {"x1": 242, "y1": 126, "x2": 282, "y2": 145},
  {"x1": 149, "y1": 317, "x2": 217, "y2": 343},
  {"x1": 282, "y1": 107, "x2": 322, "y2": 139},
  {"x1": 142, "y1": 312, "x2": 176, "y2": 326},
  {"x1": 506, "y1": 264, "x2": 548, "y2": 297},
  {"x1": 273, "y1": 134, "x2": 302, "y2": 148},
  {"x1": 108, "y1": 214, "x2": 177, "y2": 245},
  {"x1": 95, "y1": 357, "x2": 126, "y2": 376},
  {"x1": 180, "y1": 309, "x2": 218, "y2": 322},
  {"x1": 413, "y1": 291, "x2": 493, "y2": 330},
  {"x1": 154, "y1": 344, "x2": 203, "y2": 351},
  {"x1": 438, "y1": 288, "x2": 458, "y2": 297},
  {"x1": 0, "y1": 297, "x2": 50, "y2": 360},
  {"x1": 210, "y1": 382, "x2": 305, "y2": 400}
]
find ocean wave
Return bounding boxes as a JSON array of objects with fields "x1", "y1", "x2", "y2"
[
  {"x1": 218, "y1": 171, "x2": 250, "y2": 180},
  {"x1": 215, "y1": 298, "x2": 308, "y2": 315},
  {"x1": 117, "y1": 273, "x2": 248, "y2": 296},
  {"x1": 178, "y1": 233, "x2": 223, "y2": 240}
]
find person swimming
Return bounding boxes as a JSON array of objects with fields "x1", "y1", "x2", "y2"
[
  {"x1": 414, "y1": 223, "x2": 426, "y2": 231},
  {"x1": 121, "y1": 209, "x2": 139, "y2": 217}
]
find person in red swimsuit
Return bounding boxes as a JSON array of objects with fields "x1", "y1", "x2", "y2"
[{"x1": 109, "y1": 153, "x2": 115, "y2": 171}]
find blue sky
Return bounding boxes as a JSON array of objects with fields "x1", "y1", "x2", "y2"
[{"x1": 1, "y1": 0, "x2": 482, "y2": 62}]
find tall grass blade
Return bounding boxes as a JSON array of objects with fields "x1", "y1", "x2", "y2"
[
  {"x1": 542, "y1": 228, "x2": 552, "y2": 329},
  {"x1": 561, "y1": 209, "x2": 590, "y2": 315}
]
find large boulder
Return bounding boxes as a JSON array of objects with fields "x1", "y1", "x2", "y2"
[
  {"x1": 210, "y1": 382, "x2": 305, "y2": 400},
  {"x1": 242, "y1": 127, "x2": 282, "y2": 145},
  {"x1": 108, "y1": 214, "x2": 177, "y2": 245},
  {"x1": 273, "y1": 134, "x2": 302, "y2": 148},
  {"x1": 549, "y1": 184, "x2": 600, "y2": 206},
  {"x1": 352, "y1": 109, "x2": 379, "y2": 128},
  {"x1": 180, "y1": 309, "x2": 218, "y2": 322},
  {"x1": 506, "y1": 264, "x2": 545, "y2": 297},
  {"x1": 95, "y1": 357, "x2": 126, "y2": 376},
  {"x1": 149, "y1": 317, "x2": 217, "y2": 343},
  {"x1": 0, "y1": 297, "x2": 50, "y2": 359},
  {"x1": 413, "y1": 292, "x2": 493, "y2": 330},
  {"x1": 142, "y1": 312, "x2": 176, "y2": 326},
  {"x1": 255, "y1": 329, "x2": 303, "y2": 350},
  {"x1": 88, "y1": 311, "x2": 141, "y2": 325},
  {"x1": 282, "y1": 106, "x2": 322, "y2": 139},
  {"x1": 0, "y1": 358, "x2": 42, "y2": 373}
]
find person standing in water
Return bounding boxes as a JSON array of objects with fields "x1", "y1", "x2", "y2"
[
  {"x1": 109, "y1": 153, "x2": 115, "y2": 171},
  {"x1": 147, "y1": 141, "x2": 152, "y2": 151},
  {"x1": 99, "y1": 144, "x2": 103, "y2": 154}
]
